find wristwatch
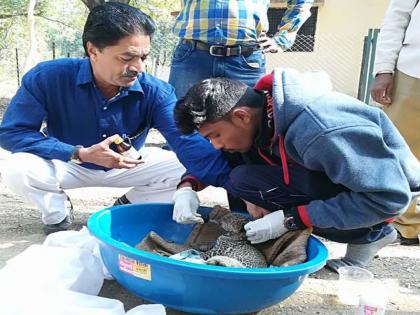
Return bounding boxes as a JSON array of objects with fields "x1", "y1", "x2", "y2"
[
  {"x1": 375, "y1": 70, "x2": 394, "y2": 77},
  {"x1": 283, "y1": 215, "x2": 299, "y2": 231},
  {"x1": 70, "y1": 145, "x2": 84, "y2": 164}
]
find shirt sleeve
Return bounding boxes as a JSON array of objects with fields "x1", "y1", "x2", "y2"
[
  {"x1": 0, "y1": 66, "x2": 75, "y2": 161},
  {"x1": 300, "y1": 124, "x2": 411, "y2": 230},
  {"x1": 373, "y1": 0, "x2": 418, "y2": 76},
  {"x1": 149, "y1": 87, "x2": 232, "y2": 187},
  {"x1": 273, "y1": 0, "x2": 314, "y2": 51}
]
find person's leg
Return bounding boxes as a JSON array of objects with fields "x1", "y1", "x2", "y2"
[
  {"x1": 166, "y1": 42, "x2": 217, "y2": 151},
  {"x1": 385, "y1": 71, "x2": 420, "y2": 242},
  {"x1": 387, "y1": 71, "x2": 420, "y2": 157},
  {"x1": 225, "y1": 164, "x2": 397, "y2": 270},
  {"x1": 393, "y1": 202, "x2": 420, "y2": 244},
  {"x1": 325, "y1": 227, "x2": 397, "y2": 272},
  {"x1": 2, "y1": 153, "x2": 78, "y2": 225},
  {"x1": 221, "y1": 50, "x2": 266, "y2": 87},
  {"x1": 169, "y1": 43, "x2": 266, "y2": 98},
  {"x1": 107, "y1": 147, "x2": 186, "y2": 203},
  {"x1": 1, "y1": 152, "x2": 108, "y2": 233},
  {"x1": 168, "y1": 41, "x2": 214, "y2": 99},
  {"x1": 225, "y1": 164, "x2": 347, "y2": 212}
]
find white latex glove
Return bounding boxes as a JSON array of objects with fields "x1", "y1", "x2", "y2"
[
  {"x1": 172, "y1": 187, "x2": 204, "y2": 224},
  {"x1": 244, "y1": 210, "x2": 287, "y2": 244}
]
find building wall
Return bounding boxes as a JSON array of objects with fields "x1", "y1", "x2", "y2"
[{"x1": 266, "y1": 0, "x2": 390, "y2": 97}]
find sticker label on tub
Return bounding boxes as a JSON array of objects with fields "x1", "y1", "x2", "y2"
[{"x1": 118, "y1": 254, "x2": 151, "y2": 281}]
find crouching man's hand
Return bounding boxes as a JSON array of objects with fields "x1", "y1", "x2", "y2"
[
  {"x1": 172, "y1": 187, "x2": 204, "y2": 224},
  {"x1": 244, "y1": 200, "x2": 270, "y2": 219},
  {"x1": 244, "y1": 210, "x2": 288, "y2": 244}
]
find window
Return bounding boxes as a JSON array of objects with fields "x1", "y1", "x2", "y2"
[{"x1": 267, "y1": 7, "x2": 318, "y2": 52}]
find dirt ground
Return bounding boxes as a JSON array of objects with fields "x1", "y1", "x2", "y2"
[{"x1": 0, "y1": 103, "x2": 419, "y2": 314}]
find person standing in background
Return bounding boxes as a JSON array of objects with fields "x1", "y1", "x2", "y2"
[
  {"x1": 168, "y1": 0, "x2": 314, "y2": 98},
  {"x1": 371, "y1": 0, "x2": 420, "y2": 245},
  {"x1": 167, "y1": 0, "x2": 313, "y2": 210}
]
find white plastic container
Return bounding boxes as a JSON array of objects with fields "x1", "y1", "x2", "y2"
[{"x1": 337, "y1": 266, "x2": 374, "y2": 305}]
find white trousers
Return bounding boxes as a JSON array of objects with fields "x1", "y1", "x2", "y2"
[{"x1": 2, "y1": 147, "x2": 185, "y2": 225}]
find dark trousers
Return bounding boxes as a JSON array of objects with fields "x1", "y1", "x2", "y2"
[{"x1": 224, "y1": 162, "x2": 394, "y2": 245}]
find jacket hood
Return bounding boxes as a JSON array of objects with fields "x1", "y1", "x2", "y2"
[{"x1": 272, "y1": 68, "x2": 333, "y2": 135}]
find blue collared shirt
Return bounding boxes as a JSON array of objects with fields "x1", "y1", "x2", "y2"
[{"x1": 0, "y1": 58, "x2": 231, "y2": 186}]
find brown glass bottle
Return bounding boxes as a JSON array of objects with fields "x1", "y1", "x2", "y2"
[{"x1": 114, "y1": 136, "x2": 142, "y2": 160}]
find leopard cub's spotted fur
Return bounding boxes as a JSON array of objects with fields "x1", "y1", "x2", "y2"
[{"x1": 199, "y1": 212, "x2": 267, "y2": 268}]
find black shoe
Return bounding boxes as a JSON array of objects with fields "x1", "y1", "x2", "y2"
[
  {"x1": 399, "y1": 234, "x2": 419, "y2": 246},
  {"x1": 113, "y1": 194, "x2": 131, "y2": 206},
  {"x1": 393, "y1": 231, "x2": 419, "y2": 246},
  {"x1": 43, "y1": 208, "x2": 74, "y2": 235}
]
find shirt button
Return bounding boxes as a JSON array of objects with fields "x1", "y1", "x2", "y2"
[
  {"x1": 103, "y1": 106, "x2": 107, "y2": 110},
  {"x1": 102, "y1": 134, "x2": 107, "y2": 138}
]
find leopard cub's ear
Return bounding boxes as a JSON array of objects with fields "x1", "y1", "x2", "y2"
[
  {"x1": 220, "y1": 213, "x2": 250, "y2": 233},
  {"x1": 209, "y1": 205, "x2": 231, "y2": 222}
]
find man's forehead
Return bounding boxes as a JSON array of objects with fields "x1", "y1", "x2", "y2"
[
  {"x1": 123, "y1": 47, "x2": 150, "y2": 56},
  {"x1": 197, "y1": 123, "x2": 212, "y2": 136},
  {"x1": 198, "y1": 121, "x2": 223, "y2": 136},
  {"x1": 109, "y1": 35, "x2": 151, "y2": 53}
]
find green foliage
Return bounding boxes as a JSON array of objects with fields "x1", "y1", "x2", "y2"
[
  {"x1": 0, "y1": 0, "x2": 28, "y2": 15},
  {"x1": 131, "y1": 0, "x2": 179, "y2": 66},
  {"x1": 0, "y1": 0, "x2": 178, "y2": 85},
  {"x1": 81, "y1": 0, "x2": 131, "y2": 11},
  {"x1": 41, "y1": 0, "x2": 87, "y2": 58},
  {"x1": 130, "y1": 0, "x2": 179, "y2": 20}
]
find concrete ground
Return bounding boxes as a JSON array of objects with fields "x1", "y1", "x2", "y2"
[{"x1": 0, "y1": 130, "x2": 419, "y2": 315}]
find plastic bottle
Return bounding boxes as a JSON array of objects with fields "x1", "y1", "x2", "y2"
[{"x1": 114, "y1": 136, "x2": 141, "y2": 160}]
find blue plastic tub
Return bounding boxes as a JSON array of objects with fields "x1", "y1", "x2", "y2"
[{"x1": 88, "y1": 203, "x2": 328, "y2": 314}]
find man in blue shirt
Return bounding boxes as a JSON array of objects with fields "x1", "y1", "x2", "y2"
[{"x1": 0, "y1": 3, "x2": 231, "y2": 234}]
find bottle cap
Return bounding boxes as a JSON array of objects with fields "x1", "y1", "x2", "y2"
[{"x1": 114, "y1": 135, "x2": 123, "y2": 145}]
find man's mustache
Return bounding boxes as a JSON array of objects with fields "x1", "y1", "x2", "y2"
[{"x1": 122, "y1": 70, "x2": 138, "y2": 77}]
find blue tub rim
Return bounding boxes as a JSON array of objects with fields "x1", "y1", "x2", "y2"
[{"x1": 88, "y1": 203, "x2": 328, "y2": 279}]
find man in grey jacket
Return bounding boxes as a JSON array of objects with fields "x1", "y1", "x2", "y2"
[
  {"x1": 174, "y1": 70, "x2": 420, "y2": 271},
  {"x1": 371, "y1": 0, "x2": 420, "y2": 245}
]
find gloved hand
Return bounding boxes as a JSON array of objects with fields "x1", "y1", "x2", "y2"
[
  {"x1": 172, "y1": 187, "x2": 204, "y2": 224},
  {"x1": 244, "y1": 210, "x2": 287, "y2": 244}
]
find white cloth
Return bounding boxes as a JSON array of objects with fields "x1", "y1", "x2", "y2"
[
  {"x1": 2, "y1": 147, "x2": 185, "y2": 224},
  {"x1": 44, "y1": 226, "x2": 113, "y2": 280},
  {"x1": 373, "y1": 0, "x2": 420, "y2": 78},
  {"x1": 0, "y1": 244, "x2": 104, "y2": 295},
  {"x1": 0, "y1": 230, "x2": 167, "y2": 315}
]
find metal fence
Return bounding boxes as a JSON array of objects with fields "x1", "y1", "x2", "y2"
[
  {"x1": 0, "y1": 40, "x2": 85, "y2": 98},
  {"x1": 358, "y1": 29, "x2": 380, "y2": 105},
  {"x1": 266, "y1": 33, "x2": 370, "y2": 99},
  {"x1": 148, "y1": 33, "x2": 372, "y2": 100},
  {"x1": 3, "y1": 44, "x2": 76, "y2": 88},
  {"x1": 0, "y1": 32, "x2": 373, "y2": 101}
]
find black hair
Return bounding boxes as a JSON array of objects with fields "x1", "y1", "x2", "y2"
[
  {"x1": 174, "y1": 78, "x2": 264, "y2": 134},
  {"x1": 82, "y1": 2, "x2": 156, "y2": 56}
]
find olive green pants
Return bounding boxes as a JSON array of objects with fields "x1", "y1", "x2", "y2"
[{"x1": 385, "y1": 70, "x2": 420, "y2": 239}]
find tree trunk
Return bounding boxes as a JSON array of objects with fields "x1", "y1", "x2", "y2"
[
  {"x1": 22, "y1": 0, "x2": 38, "y2": 74},
  {"x1": 81, "y1": 0, "x2": 131, "y2": 11}
]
